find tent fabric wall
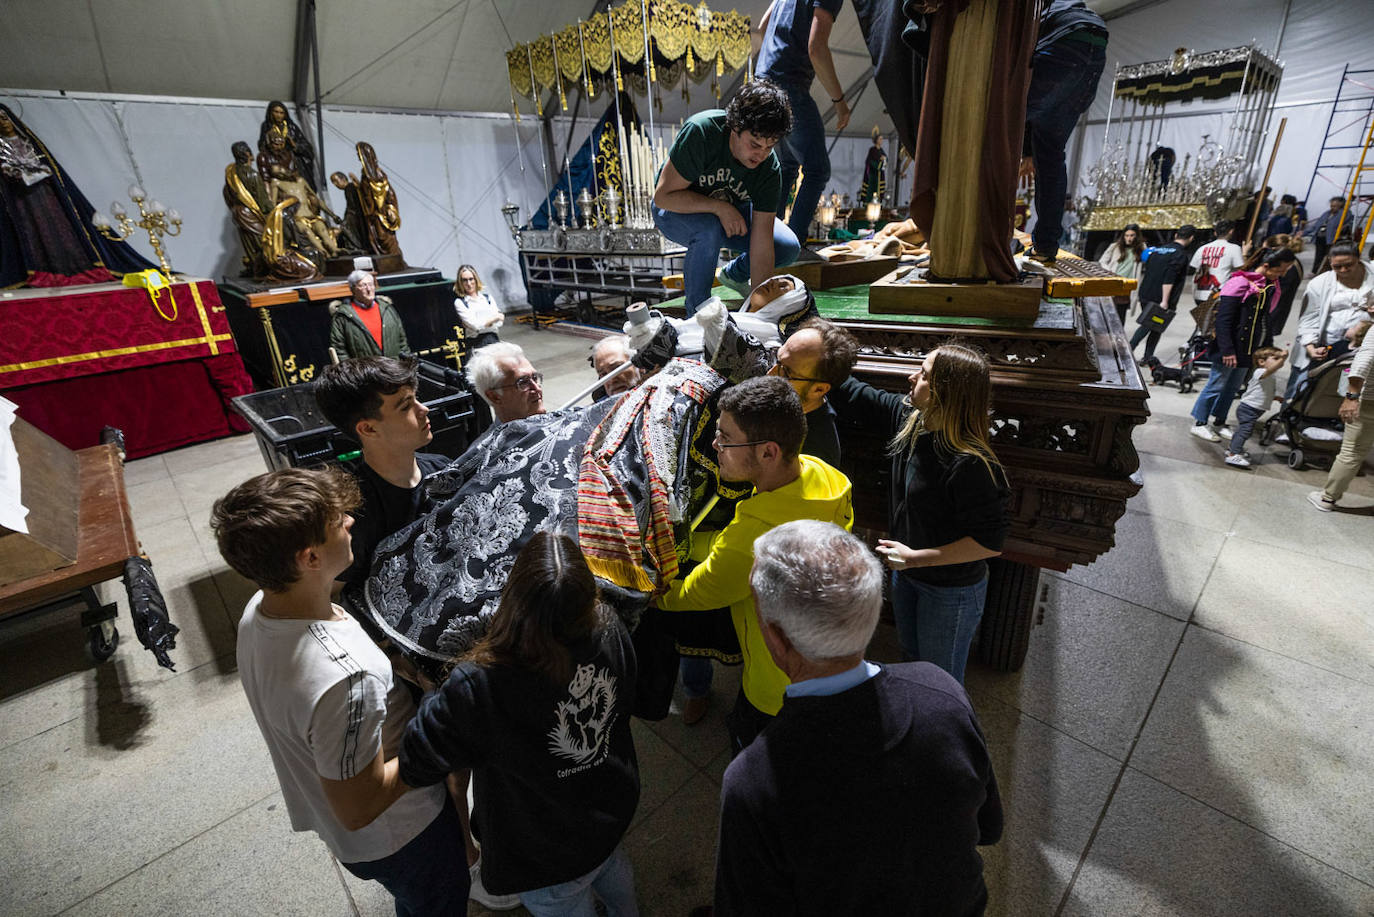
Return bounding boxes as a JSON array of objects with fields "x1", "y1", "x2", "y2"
[
  {"x1": 1073, "y1": 0, "x2": 1374, "y2": 211},
  {"x1": 3, "y1": 92, "x2": 548, "y2": 309}
]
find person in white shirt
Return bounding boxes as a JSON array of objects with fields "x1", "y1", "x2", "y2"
[
  {"x1": 1189, "y1": 220, "x2": 1245, "y2": 306},
  {"x1": 1286, "y1": 242, "x2": 1374, "y2": 401},
  {"x1": 211, "y1": 467, "x2": 468, "y2": 915},
  {"x1": 1310, "y1": 323, "x2": 1374, "y2": 510},
  {"x1": 454, "y1": 264, "x2": 504, "y2": 349}
]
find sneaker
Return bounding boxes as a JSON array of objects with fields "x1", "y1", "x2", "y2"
[
  {"x1": 1275, "y1": 432, "x2": 1291, "y2": 445},
  {"x1": 470, "y1": 858, "x2": 521, "y2": 911},
  {"x1": 1307, "y1": 491, "x2": 1336, "y2": 512},
  {"x1": 1216, "y1": 425, "x2": 1234, "y2": 439},
  {"x1": 793, "y1": 246, "x2": 826, "y2": 263},
  {"x1": 1224, "y1": 452, "x2": 1251, "y2": 468},
  {"x1": 1189, "y1": 423, "x2": 1221, "y2": 442},
  {"x1": 714, "y1": 267, "x2": 750, "y2": 298},
  {"x1": 1026, "y1": 249, "x2": 1058, "y2": 267}
]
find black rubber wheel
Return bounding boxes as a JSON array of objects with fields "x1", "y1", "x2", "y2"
[
  {"x1": 1288, "y1": 448, "x2": 1305, "y2": 470},
  {"x1": 974, "y1": 558, "x2": 1039, "y2": 672},
  {"x1": 87, "y1": 624, "x2": 119, "y2": 663}
]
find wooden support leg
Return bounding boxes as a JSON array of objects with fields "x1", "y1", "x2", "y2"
[{"x1": 975, "y1": 557, "x2": 1043, "y2": 671}]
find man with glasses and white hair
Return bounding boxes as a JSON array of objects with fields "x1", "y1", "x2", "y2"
[
  {"x1": 329, "y1": 269, "x2": 410, "y2": 360},
  {"x1": 466, "y1": 341, "x2": 546, "y2": 424},
  {"x1": 712, "y1": 519, "x2": 1003, "y2": 915}
]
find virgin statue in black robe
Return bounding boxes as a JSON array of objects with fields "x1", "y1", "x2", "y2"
[
  {"x1": 0, "y1": 104, "x2": 155, "y2": 289},
  {"x1": 258, "y1": 100, "x2": 317, "y2": 191}
]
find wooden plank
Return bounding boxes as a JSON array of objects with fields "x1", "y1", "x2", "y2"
[
  {"x1": 869, "y1": 269, "x2": 1044, "y2": 320},
  {"x1": 0, "y1": 445, "x2": 138, "y2": 617},
  {"x1": 775, "y1": 256, "x2": 900, "y2": 290},
  {"x1": 1044, "y1": 255, "x2": 1138, "y2": 299},
  {"x1": 0, "y1": 420, "x2": 79, "y2": 585}
]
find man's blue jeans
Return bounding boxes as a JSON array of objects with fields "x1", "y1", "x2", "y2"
[
  {"x1": 774, "y1": 80, "x2": 830, "y2": 242},
  {"x1": 890, "y1": 572, "x2": 988, "y2": 685},
  {"x1": 341, "y1": 796, "x2": 470, "y2": 917},
  {"x1": 652, "y1": 204, "x2": 799, "y2": 315},
  {"x1": 1025, "y1": 39, "x2": 1105, "y2": 256},
  {"x1": 519, "y1": 842, "x2": 639, "y2": 917},
  {"x1": 1191, "y1": 362, "x2": 1248, "y2": 426}
]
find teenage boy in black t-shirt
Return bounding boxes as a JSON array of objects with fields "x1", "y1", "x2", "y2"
[
  {"x1": 1129, "y1": 225, "x2": 1196, "y2": 362},
  {"x1": 314, "y1": 356, "x2": 448, "y2": 590}
]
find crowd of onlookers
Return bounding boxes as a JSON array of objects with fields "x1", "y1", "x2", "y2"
[{"x1": 1096, "y1": 197, "x2": 1374, "y2": 507}]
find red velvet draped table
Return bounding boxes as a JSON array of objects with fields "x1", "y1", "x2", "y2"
[{"x1": 0, "y1": 278, "x2": 252, "y2": 459}]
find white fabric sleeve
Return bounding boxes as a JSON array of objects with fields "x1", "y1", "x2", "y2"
[
  {"x1": 1296, "y1": 288, "x2": 1323, "y2": 345},
  {"x1": 1351, "y1": 324, "x2": 1374, "y2": 384},
  {"x1": 308, "y1": 673, "x2": 387, "y2": 782},
  {"x1": 454, "y1": 297, "x2": 477, "y2": 334}
]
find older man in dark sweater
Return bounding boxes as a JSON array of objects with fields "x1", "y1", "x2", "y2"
[{"x1": 714, "y1": 520, "x2": 1003, "y2": 916}]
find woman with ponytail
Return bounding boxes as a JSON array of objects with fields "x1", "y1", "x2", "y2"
[
  {"x1": 1188, "y1": 245, "x2": 1295, "y2": 441},
  {"x1": 828, "y1": 342, "x2": 1011, "y2": 683}
]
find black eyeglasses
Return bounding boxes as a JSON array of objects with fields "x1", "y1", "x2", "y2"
[
  {"x1": 494, "y1": 372, "x2": 543, "y2": 392},
  {"x1": 771, "y1": 360, "x2": 825, "y2": 384},
  {"x1": 714, "y1": 429, "x2": 769, "y2": 449}
]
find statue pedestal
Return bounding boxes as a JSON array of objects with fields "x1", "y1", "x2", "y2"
[
  {"x1": 772, "y1": 256, "x2": 899, "y2": 291},
  {"x1": 869, "y1": 269, "x2": 1044, "y2": 321}
]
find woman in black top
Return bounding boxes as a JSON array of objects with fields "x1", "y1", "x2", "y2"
[
  {"x1": 400, "y1": 533, "x2": 641, "y2": 915},
  {"x1": 829, "y1": 343, "x2": 1011, "y2": 683}
]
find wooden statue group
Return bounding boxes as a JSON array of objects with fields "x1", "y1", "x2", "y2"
[{"x1": 223, "y1": 101, "x2": 405, "y2": 283}]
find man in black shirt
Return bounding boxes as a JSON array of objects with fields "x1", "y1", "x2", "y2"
[
  {"x1": 313, "y1": 356, "x2": 446, "y2": 590},
  {"x1": 715, "y1": 520, "x2": 1002, "y2": 915},
  {"x1": 767, "y1": 317, "x2": 859, "y2": 467},
  {"x1": 1129, "y1": 224, "x2": 1196, "y2": 362}
]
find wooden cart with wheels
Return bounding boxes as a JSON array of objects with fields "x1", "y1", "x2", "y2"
[{"x1": 0, "y1": 421, "x2": 176, "y2": 668}]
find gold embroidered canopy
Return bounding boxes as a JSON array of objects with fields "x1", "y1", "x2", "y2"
[{"x1": 506, "y1": 0, "x2": 751, "y2": 116}]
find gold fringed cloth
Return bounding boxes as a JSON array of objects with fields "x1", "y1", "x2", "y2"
[
  {"x1": 910, "y1": 0, "x2": 1036, "y2": 284},
  {"x1": 506, "y1": 1, "x2": 750, "y2": 108}
]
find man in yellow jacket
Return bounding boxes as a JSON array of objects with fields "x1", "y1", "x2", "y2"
[{"x1": 658, "y1": 376, "x2": 854, "y2": 754}]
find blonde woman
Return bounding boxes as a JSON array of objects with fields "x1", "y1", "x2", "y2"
[
  {"x1": 454, "y1": 264, "x2": 503, "y2": 349},
  {"x1": 828, "y1": 342, "x2": 1011, "y2": 683}
]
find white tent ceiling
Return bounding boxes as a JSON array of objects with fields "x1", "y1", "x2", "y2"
[{"x1": 4, "y1": 0, "x2": 1140, "y2": 134}]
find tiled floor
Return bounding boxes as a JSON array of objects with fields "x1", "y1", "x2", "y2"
[{"x1": 3, "y1": 289, "x2": 1373, "y2": 916}]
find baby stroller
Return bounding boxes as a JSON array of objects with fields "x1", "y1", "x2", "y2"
[
  {"x1": 1145, "y1": 299, "x2": 1217, "y2": 393},
  {"x1": 1260, "y1": 353, "x2": 1355, "y2": 470}
]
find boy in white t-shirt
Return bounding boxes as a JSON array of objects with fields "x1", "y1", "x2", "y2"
[
  {"x1": 211, "y1": 467, "x2": 466, "y2": 914},
  {"x1": 1225, "y1": 347, "x2": 1288, "y2": 468}
]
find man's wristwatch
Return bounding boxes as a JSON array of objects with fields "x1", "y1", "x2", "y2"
[{"x1": 1344, "y1": 391, "x2": 1363, "y2": 401}]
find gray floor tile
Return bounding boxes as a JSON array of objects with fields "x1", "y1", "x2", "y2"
[
  {"x1": 970, "y1": 695, "x2": 1123, "y2": 917},
  {"x1": 170, "y1": 453, "x2": 266, "y2": 516},
  {"x1": 1128, "y1": 451, "x2": 1243, "y2": 533},
  {"x1": 1061, "y1": 769, "x2": 1374, "y2": 917},
  {"x1": 125, "y1": 477, "x2": 189, "y2": 530},
  {"x1": 1131, "y1": 627, "x2": 1374, "y2": 884},
  {"x1": 622, "y1": 774, "x2": 721, "y2": 915},
  {"x1": 160, "y1": 432, "x2": 263, "y2": 477},
  {"x1": 1228, "y1": 471, "x2": 1374, "y2": 568},
  {"x1": 966, "y1": 575, "x2": 1185, "y2": 759},
  {"x1": 629, "y1": 718, "x2": 702, "y2": 831},
  {"x1": 61, "y1": 792, "x2": 352, "y2": 917},
  {"x1": 1059, "y1": 509, "x2": 1226, "y2": 621},
  {"x1": 1195, "y1": 535, "x2": 1374, "y2": 683},
  {"x1": 0, "y1": 669, "x2": 281, "y2": 916},
  {"x1": 120, "y1": 453, "x2": 170, "y2": 489}
]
